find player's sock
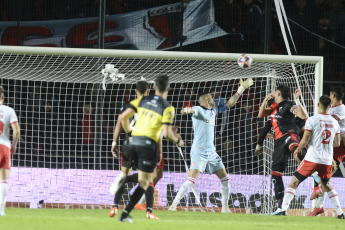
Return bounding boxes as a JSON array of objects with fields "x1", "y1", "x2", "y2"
[
  {"x1": 126, "y1": 173, "x2": 138, "y2": 183},
  {"x1": 172, "y1": 177, "x2": 196, "y2": 206},
  {"x1": 138, "y1": 195, "x2": 146, "y2": 205},
  {"x1": 123, "y1": 186, "x2": 145, "y2": 216},
  {"x1": 145, "y1": 182, "x2": 154, "y2": 213},
  {"x1": 281, "y1": 188, "x2": 295, "y2": 211},
  {"x1": 113, "y1": 181, "x2": 126, "y2": 208},
  {"x1": 272, "y1": 174, "x2": 284, "y2": 209},
  {"x1": 0, "y1": 180, "x2": 8, "y2": 213},
  {"x1": 316, "y1": 192, "x2": 326, "y2": 208},
  {"x1": 328, "y1": 190, "x2": 343, "y2": 215},
  {"x1": 220, "y1": 176, "x2": 230, "y2": 210}
]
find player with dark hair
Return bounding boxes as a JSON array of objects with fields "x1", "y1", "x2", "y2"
[
  {"x1": 118, "y1": 75, "x2": 183, "y2": 223},
  {"x1": 274, "y1": 95, "x2": 344, "y2": 219},
  {"x1": 169, "y1": 78, "x2": 254, "y2": 213},
  {"x1": 108, "y1": 80, "x2": 150, "y2": 218},
  {"x1": 258, "y1": 84, "x2": 308, "y2": 214},
  {"x1": 0, "y1": 86, "x2": 20, "y2": 216},
  {"x1": 311, "y1": 86, "x2": 345, "y2": 211}
]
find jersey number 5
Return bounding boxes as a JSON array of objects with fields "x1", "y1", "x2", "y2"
[{"x1": 321, "y1": 129, "x2": 331, "y2": 144}]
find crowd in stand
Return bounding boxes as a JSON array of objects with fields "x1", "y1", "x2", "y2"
[
  {"x1": 1, "y1": 0, "x2": 344, "y2": 171},
  {"x1": 0, "y1": 0, "x2": 344, "y2": 80}
]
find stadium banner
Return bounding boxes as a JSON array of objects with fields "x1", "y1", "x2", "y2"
[
  {"x1": 7, "y1": 167, "x2": 345, "y2": 213},
  {"x1": 0, "y1": 0, "x2": 227, "y2": 50}
]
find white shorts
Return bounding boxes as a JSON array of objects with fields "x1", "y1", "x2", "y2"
[{"x1": 190, "y1": 150, "x2": 225, "y2": 175}]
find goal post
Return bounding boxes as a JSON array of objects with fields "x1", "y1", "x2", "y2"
[{"x1": 0, "y1": 45, "x2": 331, "y2": 215}]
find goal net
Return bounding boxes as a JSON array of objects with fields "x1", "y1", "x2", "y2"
[{"x1": 0, "y1": 46, "x2": 333, "y2": 215}]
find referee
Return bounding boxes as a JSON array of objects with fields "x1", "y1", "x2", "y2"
[{"x1": 118, "y1": 75, "x2": 183, "y2": 223}]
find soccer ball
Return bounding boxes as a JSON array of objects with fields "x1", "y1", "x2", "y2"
[{"x1": 237, "y1": 54, "x2": 253, "y2": 69}]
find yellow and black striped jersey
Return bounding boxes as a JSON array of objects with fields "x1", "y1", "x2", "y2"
[{"x1": 129, "y1": 95, "x2": 175, "y2": 143}]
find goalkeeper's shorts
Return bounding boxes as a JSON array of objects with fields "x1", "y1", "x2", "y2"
[
  {"x1": 190, "y1": 150, "x2": 224, "y2": 175},
  {"x1": 0, "y1": 144, "x2": 10, "y2": 169}
]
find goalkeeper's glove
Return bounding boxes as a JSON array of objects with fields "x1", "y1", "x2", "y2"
[{"x1": 237, "y1": 78, "x2": 254, "y2": 95}]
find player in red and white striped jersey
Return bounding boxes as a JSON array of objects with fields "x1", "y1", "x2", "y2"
[
  {"x1": 273, "y1": 96, "x2": 344, "y2": 218},
  {"x1": 0, "y1": 86, "x2": 20, "y2": 216}
]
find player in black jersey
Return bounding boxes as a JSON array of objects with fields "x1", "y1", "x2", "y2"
[
  {"x1": 108, "y1": 80, "x2": 150, "y2": 218},
  {"x1": 258, "y1": 85, "x2": 308, "y2": 214}
]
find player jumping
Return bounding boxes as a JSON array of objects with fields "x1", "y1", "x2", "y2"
[
  {"x1": 168, "y1": 78, "x2": 254, "y2": 213},
  {"x1": 273, "y1": 95, "x2": 344, "y2": 219},
  {"x1": 311, "y1": 86, "x2": 345, "y2": 211},
  {"x1": 258, "y1": 85, "x2": 308, "y2": 214}
]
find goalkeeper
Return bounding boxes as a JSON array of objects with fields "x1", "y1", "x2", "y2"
[{"x1": 169, "y1": 79, "x2": 254, "y2": 213}]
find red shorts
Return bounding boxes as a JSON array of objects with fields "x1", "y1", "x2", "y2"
[
  {"x1": 333, "y1": 145, "x2": 345, "y2": 164},
  {"x1": 296, "y1": 160, "x2": 332, "y2": 181},
  {"x1": 156, "y1": 154, "x2": 164, "y2": 170},
  {"x1": 0, "y1": 144, "x2": 11, "y2": 169}
]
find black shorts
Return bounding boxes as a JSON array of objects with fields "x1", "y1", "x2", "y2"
[
  {"x1": 272, "y1": 133, "x2": 299, "y2": 173},
  {"x1": 129, "y1": 136, "x2": 157, "y2": 173},
  {"x1": 121, "y1": 144, "x2": 132, "y2": 169}
]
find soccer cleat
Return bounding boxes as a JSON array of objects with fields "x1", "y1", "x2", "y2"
[
  {"x1": 108, "y1": 206, "x2": 118, "y2": 218},
  {"x1": 337, "y1": 213, "x2": 345, "y2": 219},
  {"x1": 309, "y1": 207, "x2": 325, "y2": 216},
  {"x1": 310, "y1": 186, "x2": 323, "y2": 200},
  {"x1": 271, "y1": 208, "x2": 286, "y2": 216},
  {"x1": 135, "y1": 203, "x2": 147, "y2": 211},
  {"x1": 0, "y1": 211, "x2": 6, "y2": 216},
  {"x1": 118, "y1": 214, "x2": 134, "y2": 223},
  {"x1": 146, "y1": 211, "x2": 159, "y2": 219},
  {"x1": 109, "y1": 173, "x2": 126, "y2": 195}
]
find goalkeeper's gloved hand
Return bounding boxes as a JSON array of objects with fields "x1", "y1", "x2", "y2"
[
  {"x1": 237, "y1": 78, "x2": 254, "y2": 95},
  {"x1": 240, "y1": 78, "x2": 254, "y2": 89}
]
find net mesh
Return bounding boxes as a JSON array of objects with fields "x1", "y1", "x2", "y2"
[{"x1": 0, "y1": 49, "x2": 330, "y2": 215}]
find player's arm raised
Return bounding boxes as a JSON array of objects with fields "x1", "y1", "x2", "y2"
[
  {"x1": 258, "y1": 92, "x2": 274, "y2": 118},
  {"x1": 292, "y1": 89, "x2": 308, "y2": 120},
  {"x1": 293, "y1": 130, "x2": 311, "y2": 159},
  {"x1": 120, "y1": 108, "x2": 136, "y2": 134},
  {"x1": 333, "y1": 133, "x2": 341, "y2": 147},
  {"x1": 11, "y1": 122, "x2": 20, "y2": 154},
  {"x1": 226, "y1": 78, "x2": 254, "y2": 109}
]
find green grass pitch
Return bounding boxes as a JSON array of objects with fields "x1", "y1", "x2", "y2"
[{"x1": 1, "y1": 208, "x2": 344, "y2": 230}]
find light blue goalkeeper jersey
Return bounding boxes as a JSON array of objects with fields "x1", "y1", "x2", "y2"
[{"x1": 191, "y1": 105, "x2": 219, "y2": 153}]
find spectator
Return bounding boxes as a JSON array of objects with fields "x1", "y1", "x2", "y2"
[
  {"x1": 327, "y1": 0, "x2": 345, "y2": 43},
  {"x1": 239, "y1": 0, "x2": 263, "y2": 52}
]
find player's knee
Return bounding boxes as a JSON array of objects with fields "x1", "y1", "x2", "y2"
[{"x1": 138, "y1": 179, "x2": 150, "y2": 190}]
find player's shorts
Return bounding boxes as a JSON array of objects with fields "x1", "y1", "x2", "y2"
[
  {"x1": 294, "y1": 159, "x2": 333, "y2": 183},
  {"x1": 0, "y1": 144, "x2": 11, "y2": 169},
  {"x1": 190, "y1": 150, "x2": 224, "y2": 175},
  {"x1": 272, "y1": 133, "x2": 299, "y2": 173},
  {"x1": 129, "y1": 136, "x2": 157, "y2": 173},
  {"x1": 121, "y1": 144, "x2": 132, "y2": 169},
  {"x1": 333, "y1": 144, "x2": 345, "y2": 165},
  {"x1": 156, "y1": 154, "x2": 164, "y2": 170}
]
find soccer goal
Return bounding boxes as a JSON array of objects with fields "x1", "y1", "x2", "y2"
[{"x1": 0, "y1": 46, "x2": 331, "y2": 215}]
